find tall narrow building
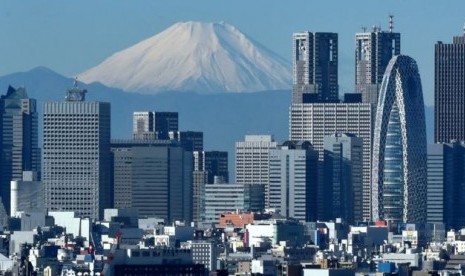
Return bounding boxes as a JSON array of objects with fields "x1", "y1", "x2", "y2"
[
  {"x1": 235, "y1": 135, "x2": 277, "y2": 206},
  {"x1": 269, "y1": 141, "x2": 318, "y2": 222},
  {"x1": 293, "y1": 32, "x2": 338, "y2": 103},
  {"x1": 435, "y1": 33, "x2": 465, "y2": 143},
  {"x1": 0, "y1": 86, "x2": 39, "y2": 214},
  {"x1": 427, "y1": 143, "x2": 465, "y2": 230},
  {"x1": 355, "y1": 19, "x2": 401, "y2": 105},
  {"x1": 43, "y1": 82, "x2": 111, "y2": 220},
  {"x1": 372, "y1": 55, "x2": 427, "y2": 224},
  {"x1": 323, "y1": 133, "x2": 363, "y2": 224}
]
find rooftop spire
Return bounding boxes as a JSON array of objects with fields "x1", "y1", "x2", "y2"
[{"x1": 389, "y1": 15, "x2": 394, "y2": 33}]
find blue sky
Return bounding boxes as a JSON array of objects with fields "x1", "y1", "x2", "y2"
[{"x1": 0, "y1": 0, "x2": 464, "y2": 105}]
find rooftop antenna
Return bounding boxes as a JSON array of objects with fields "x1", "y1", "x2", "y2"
[
  {"x1": 73, "y1": 77, "x2": 78, "y2": 87},
  {"x1": 389, "y1": 15, "x2": 394, "y2": 33},
  {"x1": 463, "y1": 22, "x2": 465, "y2": 36},
  {"x1": 362, "y1": 26, "x2": 367, "y2": 33}
]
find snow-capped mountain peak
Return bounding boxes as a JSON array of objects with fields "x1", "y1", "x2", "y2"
[{"x1": 78, "y1": 21, "x2": 291, "y2": 94}]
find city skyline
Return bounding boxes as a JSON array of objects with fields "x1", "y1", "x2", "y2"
[{"x1": 0, "y1": 1, "x2": 465, "y2": 105}]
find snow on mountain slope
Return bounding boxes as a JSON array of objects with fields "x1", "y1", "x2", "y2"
[{"x1": 79, "y1": 21, "x2": 292, "y2": 94}]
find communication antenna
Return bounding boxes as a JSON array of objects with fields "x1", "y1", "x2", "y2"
[
  {"x1": 389, "y1": 15, "x2": 394, "y2": 33},
  {"x1": 463, "y1": 22, "x2": 465, "y2": 36},
  {"x1": 73, "y1": 77, "x2": 79, "y2": 87}
]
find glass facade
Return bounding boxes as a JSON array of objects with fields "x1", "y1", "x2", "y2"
[{"x1": 372, "y1": 55, "x2": 427, "y2": 223}]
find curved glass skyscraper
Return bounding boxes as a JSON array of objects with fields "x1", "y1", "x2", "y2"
[{"x1": 372, "y1": 55, "x2": 427, "y2": 224}]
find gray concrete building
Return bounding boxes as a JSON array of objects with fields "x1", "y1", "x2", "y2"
[
  {"x1": 111, "y1": 140, "x2": 193, "y2": 222},
  {"x1": 235, "y1": 135, "x2": 277, "y2": 206},
  {"x1": 269, "y1": 141, "x2": 318, "y2": 222},
  {"x1": 202, "y1": 183, "x2": 264, "y2": 226},
  {"x1": 289, "y1": 102, "x2": 372, "y2": 221},
  {"x1": 43, "y1": 83, "x2": 111, "y2": 220}
]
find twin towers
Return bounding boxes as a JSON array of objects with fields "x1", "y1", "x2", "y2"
[{"x1": 291, "y1": 21, "x2": 427, "y2": 224}]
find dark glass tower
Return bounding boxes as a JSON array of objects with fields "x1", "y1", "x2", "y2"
[
  {"x1": 372, "y1": 55, "x2": 427, "y2": 224},
  {"x1": 292, "y1": 32, "x2": 338, "y2": 103},
  {"x1": 355, "y1": 23, "x2": 400, "y2": 105},
  {"x1": 0, "y1": 86, "x2": 39, "y2": 214},
  {"x1": 435, "y1": 34, "x2": 465, "y2": 143}
]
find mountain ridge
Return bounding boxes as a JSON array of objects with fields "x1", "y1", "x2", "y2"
[{"x1": 78, "y1": 21, "x2": 292, "y2": 94}]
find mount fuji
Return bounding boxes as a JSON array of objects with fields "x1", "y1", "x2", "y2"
[{"x1": 79, "y1": 21, "x2": 292, "y2": 94}]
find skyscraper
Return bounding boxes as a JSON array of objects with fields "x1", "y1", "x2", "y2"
[
  {"x1": 235, "y1": 135, "x2": 277, "y2": 206},
  {"x1": 372, "y1": 55, "x2": 427, "y2": 224},
  {"x1": 292, "y1": 32, "x2": 338, "y2": 103},
  {"x1": 154, "y1": 112, "x2": 178, "y2": 140},
  {"x1": 289, "y1": 101, "x2": 372, "y2": 221},
  {"x1": 43, "y1": 83, "x2": 111, "y2": 220},
  {"x1": 269, "y1": 141, "x2": 318, "y2": 222},
  {"x1": 435, "y1": 33, "x2": 465, "y2": 143},
  {"x1": 427, "y1": 143, "x2": 465, "y2": 230},
  {"x1": 323, "y1": 133, "x2": 363, "y2": 224},
  {"x1": 0, "y1": 86, "x2": 39, "y2": 214},
  {"x1": 111, "y1": 139, "x2": 193, "y2": 222},
  {"x1": 133, "y1": 111, "x2": 155, "y2": 140},
  {"x1": 355, "y1": 20, "x2": 401, "y2": 105}
]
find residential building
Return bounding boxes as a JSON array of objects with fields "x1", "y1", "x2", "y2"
[
  {"x1": 269, "y1": 141, "x2": 318, "y2": 221},
  {"x1": 43, "y1": 82, "x2": 111, "y2": 220},
  {"x1": 372, "y1": 55, "x2": 427, "y2": 223},
  {"x1": 292, "y1": 32, "x2": 338, "y2": 103},
  {"x1": 435, "y1": 33, "x2": 465, "y2": 143}
]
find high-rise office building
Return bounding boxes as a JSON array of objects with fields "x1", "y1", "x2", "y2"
[
  {"x1": 268, "y1": 141, "x2": 318, "y2": 222},
  {"x1": 323, "y1": 133, "x2": 363, "y2": 224},
  {"x1": 292, "y1": 32, "x2": 338, "y2": 103},
  {"x1": 0, "y1": 86, "x2": 39, "y2": 214},
  {"x1": 169, "y1": 131, "x2": 204, "y2": 151},
  {"x1": 133, "y1": 111, "x2": 156, "y2": 140},
  {"x1": 289, "y1": 102, "x2": 372, "y2": 221},
  {"x1": 355, "y1": 19, "x2": 401, "y2": 105},
  {"x1": 111, "y1": 139, "x2": 193, "y2": 222},
  {"x1": 372, "y1": 55, "x2": 427, "y2": 224},
  {"x1": 10, "y1": 171, "x2": 43, "y2": 217},
  {"x1": 235, "y1": 135, "x2": 277, "y2": 206},
  {"x1": 435, "y1": 34, "x2": 465, "y2": 143},
  {"x1": 43, "y1": 83, "x2": 111, "y2": 220},
  {"x1": 427, "y1": 143, "x2": 465, "y2": 230},
  {"x1": 202, "y1": 183, "x2": 264, "y2": 226},
  {"x1": 155, "y1": 112, "x2": 178, "y2": 140},
  {"x1": 192, "y1": 150, "x2": 229, "y2": 224}
]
